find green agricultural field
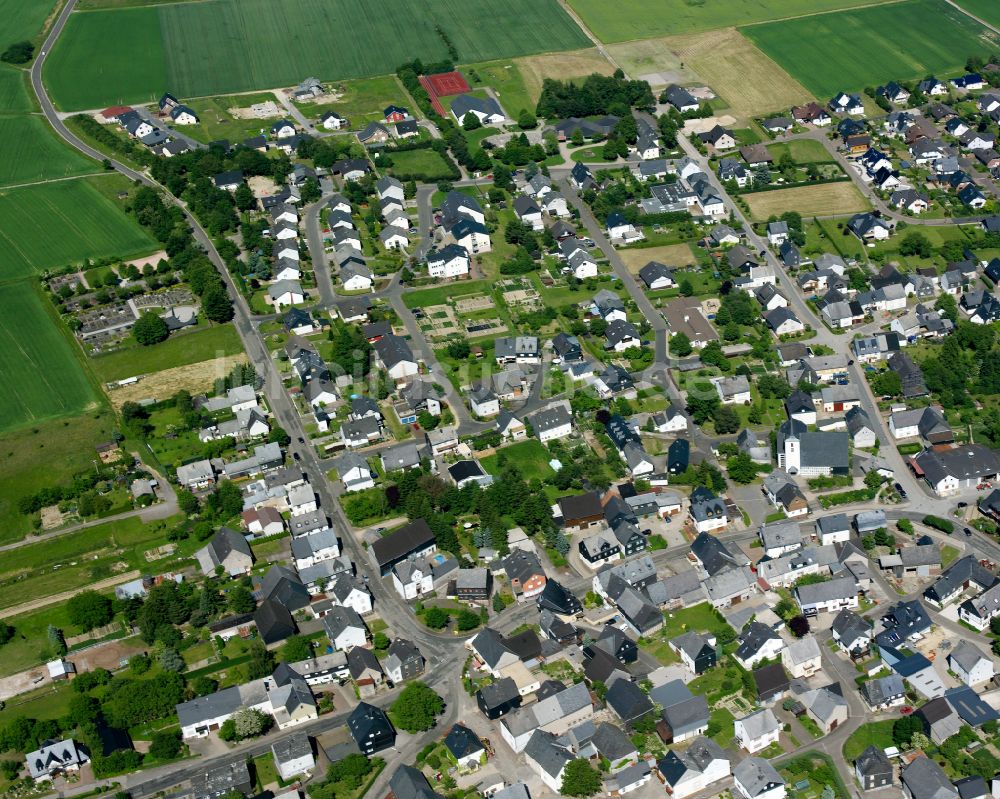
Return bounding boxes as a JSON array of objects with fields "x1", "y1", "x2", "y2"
[
  {"x1": 46, "y1": 0, "x2": 590, "y2": 110},
  {"x1": 0, "y1": 116, "x2": 99, "y2": 187},
  {"x1": 0, "y1": 281, "x2": 98, "y2": 434},
  {"x1": 0, "y1": 65, "x2": 35, "y2": 113},
  {"x1": 743, "y1": 0, "x2": 999, "y2": 98},
  {"x1": 0, "y1": 411, "x2": 115, "y2": 542},
  {"x1": 564, "y1": 0, "x2": 899, "y2": 43},
  {"x1": 953, "y1": 0, "x2": 1000, "y2": 28},
  {"x1": 0, "y1": 176, "x2": 157, "y2": 281},
  {"x1": 1, "y1": 0, "x2": 59, "y2": 45},
  {"x1": 90, "y1": 323, "x2": 245, "y2": 382}
]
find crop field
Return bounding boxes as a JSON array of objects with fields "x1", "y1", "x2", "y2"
[
  {"x1": 565, "y1": 0, "x2": 899, "y2": 43},
  {"x1": 663, "y1": 29, "x2": 814, "y2": 116},
  {"x1": 0, "y1": 116, "x2": 98, "y2": 187},
  {"x1": 0, "y1": 66, "x2": 35, "y2": 113},
  {"x1": 0, "y1": 176, "x2": 157, "y2": 281},
  {"x1": 47, "y1": 0, "x2": 590, "y2": 110},
  {"x1": 743, "y1": 0, "x2": 999, "y2": 98},
  {"x1": 744, "y1": 182, "x2": 870, "y2": 220},
  {"x1": 953, "y1": 0, "x2": 1000, "y2": 28},
  {"x1": 3, "y1": 0, "x2": 59, "y2": 44},
  {"x1": 0, "y1": 281, "x2": 98, "y2": 434}
]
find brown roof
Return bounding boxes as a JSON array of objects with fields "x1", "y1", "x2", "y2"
[{"x1": 662, "y1": 297, "x2": 719, "y2": 344}]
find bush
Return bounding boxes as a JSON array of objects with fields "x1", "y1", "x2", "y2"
[{"x1": 922, "y1": 515, "x2": 953, "y2": 534}]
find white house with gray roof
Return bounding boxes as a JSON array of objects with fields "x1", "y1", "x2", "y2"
[
  {"x1": 734, "y1": 758, "x2": 785, "y2": 799},
  {"x1": 948, "y1": 640, "x2": 994, "y2": 686},
  {"x1": 795, "y1": 575, "x2": 858, "y2": 616}
]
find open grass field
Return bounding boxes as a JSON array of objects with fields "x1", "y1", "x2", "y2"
[
  {"x1": 386, "y1": 149, "x2": 455, "y2": 180},
  {"x1": 403, "y1": 279, "x2": 493, "y2": 308},
  {"x1": 47, "y1": 0, "x2": 590, "y2": 110},
  {"x1": 0, "y1": 411, "x2": 115, "y2": 542},
  {"x1": 768, "y1": 138, "x2": 836, "y2": 164},
  {"x1": 744, "y1": 182, "x2": 870, "y2": 220},
  {"x1": 0, "y1": 514, "x2": 176, "y2": 612},
  {"x1": 514, "y1": 49, "x2": 616, "y2": 108},
  {"x1": 742, "y1": 0, "x2": 1000, "y2": 98},
  {"x1": 662, "y1": 29, "x2": 813, "y2": 116},
  {"x1": 0, "y1": 116, "x2": 99, "y2": 187},
  {"x1": 481, "y1": 440, "x2": 555, "y2": 481},
  {"x1": 0, "y1": 176, "x2": 157, "y2": 281},
  {"x1": 619, "y1": 243, "x2": 698, "y2": 270},
  {"x1": 174, "y1": 93, "x2": 280, "y2": 144},
  {"x1": 465, "y1": 60, "x2": 535, "y2": 120},
  {"x1": 605, "y1": 39, "x2": 696, "y2": 87},
  {"x1": 565, "y1": 0, "x2": 900, "y2": 43},
  {"x1": 953, "y1": 0, "x2": 1000, "y2": 28},
  {"x1": 0, "y1": 281, "x2": 98, "y2": 434},
  {"x1": 0, "y1": 66, "x2": 36, "y2": 113},
  {"x1": 3, "y1": 0, "x2": 59, "y2": 45},
  {"x1": 90, "y1": 322, "x2": 244, "y2": 382},
  {"x1": 294, "y1": 75, "x2": 411, "y2": 128}
]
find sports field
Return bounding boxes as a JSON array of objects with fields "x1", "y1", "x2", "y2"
[
  {"x1": 0, "y1": 176, "x2": 157, "y2": 281},
  {"x1": 743, "y1": 0, "x2": 999, "y2": 98},
  {"x1": 662, "y1": 29, "x2": 813, "y2": 116},
  {"x1": 565, "y1": 0, "x2": 899, "y2": 43},
  {"x1": 744, "y1": 182, "x2": 870, "y2": 220},
  {"x1": 0, "y1": 116, "x2": 98, "y2": 187},
  {"x1": 47, "y1": 0, "x2": 590, "y2": 110},
  {"x1": 0, "y1": 281, "x2": 97, "y2": 433}
]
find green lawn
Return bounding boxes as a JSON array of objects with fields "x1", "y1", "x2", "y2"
[
  {"x1": 0, "y1": 281, "x2": 99, "y2": 433},
  {"x1": 0, "y1": 175, "x2": 157, "y2": 281},
  {"x1": 46, "y1": 0, "x2": 589, "y2": 110},
  {"x1": 465, "y1": 59, "x2": 534, "y2": 119},
  {"x1": 743, "y1": 0, "x2": 997, "y2": 98},
  {"x1": 564, "y1": 0, "x2": 900, "y2": 42},
  {"x1": 661, "y1": 602, "x2": 734, "y2": 640},
  {"x1": 89, "y1": 323, "x2": 245, "y2": 382},
  {"x1": 0, "y1": 604, "x2": 74, "y2": 677},
  {"x1": 0, "y1": 117, "x2": 99, "y2": 187},
  {"x1": 768, "y1": 139, "x2": 835, "y2": 165},
  {"x1": 842, "y1": 720, "x2": 896, "y2": 762},
  {"x1": 481, "y1": 439, "x2": 555, "y2": 481},
  {"x1": 387, "y1": 148, "x2": 456, "y2": 180}
]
